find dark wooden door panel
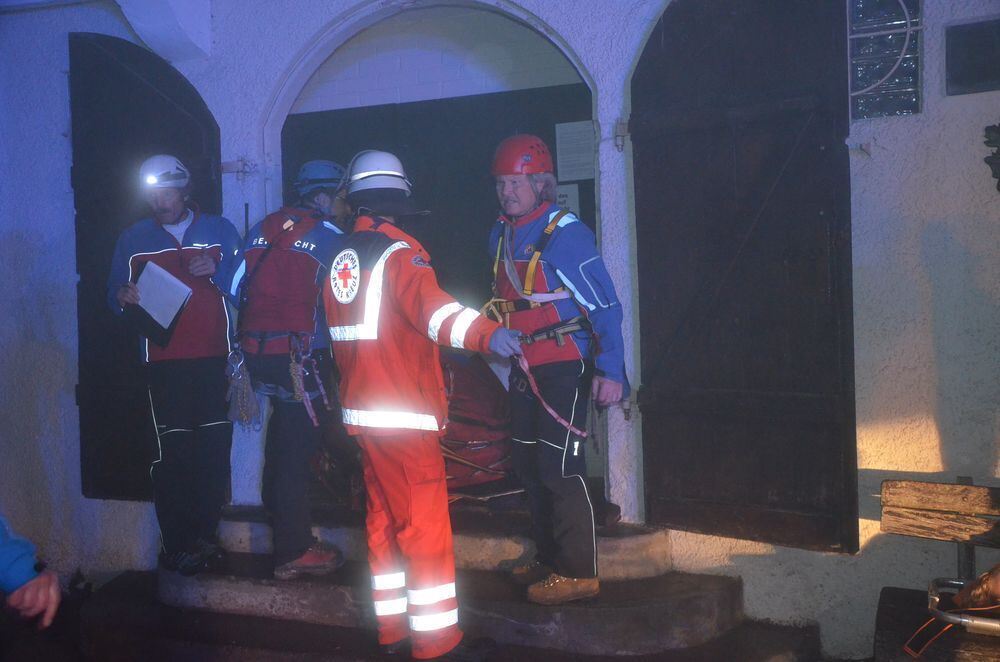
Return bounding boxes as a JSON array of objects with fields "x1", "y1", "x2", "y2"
[
  {"x1": 632, "y1": 0, "x2": 857, "y2": 551},
  {"x1": 70, "y1": 33, "x2": 221, "y2": 500}
]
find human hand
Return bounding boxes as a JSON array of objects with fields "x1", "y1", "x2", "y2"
[
  {"x1": 5, "y1": 570, "x2": 61, "y2": 629},
  {"x1": 591, "y1": 376, "x2": 623, "y2": 408},
  {"x1": 188, "y1": 250, "x2": 217, "y2": 277},
  {"x1": 116, "y1": 282, "x2": 140, "y2": 307},
  {"x1": 488, "y1": 328, "x2": 522, "y2": 358}
]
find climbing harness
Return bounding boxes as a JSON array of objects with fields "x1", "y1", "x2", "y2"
[{"x1": 288, "y1": 333, "x2": 332, "y2": 428}]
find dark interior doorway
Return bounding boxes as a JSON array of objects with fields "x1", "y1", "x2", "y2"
[
  {"x1": 281, "y1": 83, "x2": 595, "y2": 307},
  {"x1": 282, "y1": 83, "x2": 597, "y2": 515},
  {"x1": 70, "y1": 33, "x2": 222, "y2": 500},
  {"x1": 630, "y1": 0, "x2": 858, "y2": 552}
]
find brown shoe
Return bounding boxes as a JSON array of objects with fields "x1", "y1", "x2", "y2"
[
  {"x1": 510, "y1": 560, "x2": 554, "y2": 586},
  {"x1": 527, "y1": 573, "x2": 599, "y2": 605},
  {"x1": 273, "y1": 543, "x2": 344, "y2": 580}
]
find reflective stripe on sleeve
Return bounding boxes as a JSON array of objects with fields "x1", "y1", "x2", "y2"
[
  {"x1": 409, "y1": 608, "x2": 459, "y2": 632},
  {"x1": 427, "y1": 302, "x2": 463, "y2": 343},
  {"x1": 449, "y1": 308, "x2": 480, "y2": 349}
]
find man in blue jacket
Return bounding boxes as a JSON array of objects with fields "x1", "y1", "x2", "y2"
[
  {"x1": 1, "y1": 516, "x2": 60, "y2": 629},
  {"x1": 107, "y1": 155, "x2": 242, "y2": 575},
  {"x1": 487, "y1": 135, "x2": 627, "y2": 605}
]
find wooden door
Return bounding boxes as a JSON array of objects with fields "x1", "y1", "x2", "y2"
[
  {"x1": 71, "y1": 33, "x2": 221, "y2": 499},
  {"x1": 631, "y1": 0, "x2": 858, "y2": 551}
]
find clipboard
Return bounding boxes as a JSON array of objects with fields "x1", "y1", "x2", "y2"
[{"x1": 123, "y1": 261, "x2": 193, "y2": 348}]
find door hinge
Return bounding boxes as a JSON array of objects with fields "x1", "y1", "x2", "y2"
[{"x1": 614, "y1": 119, "x2": 630, "y2": 152}]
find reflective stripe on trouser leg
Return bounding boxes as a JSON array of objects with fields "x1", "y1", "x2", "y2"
[
  {"x1": 358, "y1": 433, "x2": 463, "y2": 659},
  {"x1": 363, "y1": 446, "x2": 409, "y2": 646}
]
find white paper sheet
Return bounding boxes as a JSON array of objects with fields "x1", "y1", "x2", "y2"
[
  {"x1": 136, "y1": 261, "x2": 192, "y2": 329},
  {"x1": 555, "y1": 120, "x2": 595, "y2": 181}
]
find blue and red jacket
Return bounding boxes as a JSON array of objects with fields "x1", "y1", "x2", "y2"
[
  {"x1": 229, "y1": 206, "x2": 346, "y2": 355},
  {"x1": 488, "y1": 202, "x2": 626, "y2": 384},
  {"x1": 107, "y1": 209, "x2": 242, "y2": 362},
  {"x1": 0, "y1": 515, "x2": 37, "y2": 595}
]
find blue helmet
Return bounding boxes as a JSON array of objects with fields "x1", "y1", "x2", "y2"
[{"x1": 293, "y1": 160, "x2": 346, "y2": 196}]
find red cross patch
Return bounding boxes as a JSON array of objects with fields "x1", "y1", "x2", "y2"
[{"x1": 331, "y1": 249, "x2": 360, "y2": 304}]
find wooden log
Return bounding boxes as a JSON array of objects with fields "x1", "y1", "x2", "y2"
[
  {"x1": 881, "y1": 506, "x2": 1000, "y2": 547},
  {"x1": 881, "y1": 481, "x2": 1000, "y2": 516}
]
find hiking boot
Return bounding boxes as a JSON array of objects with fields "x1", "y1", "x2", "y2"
[
  {"x1": 195, "y1": 538, "x2": 228, "y2": 572},
  {"x1": 273, "y1": 542, "x2": 344, "y2": 580},
  {"x1": 159, "y1": 549, "x2": 209, "y2": 577},
  {"x1": 527, "y1": 573, "x2": 599, "y2": 605},
  {"x1": 510, "y1": 560, "x2": 553, "y2": 586}
]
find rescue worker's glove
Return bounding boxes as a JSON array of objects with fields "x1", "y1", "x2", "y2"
[{"x1": 488, "y1": 328, "x2": 522, "y2": 358}]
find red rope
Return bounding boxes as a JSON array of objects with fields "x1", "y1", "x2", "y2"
[{"x1": 516, "y1": 355, "x2": 588, "y2": 439}]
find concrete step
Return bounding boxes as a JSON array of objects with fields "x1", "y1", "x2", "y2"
[
  {"x1": 83, "y1": 572, "x2": 817, "y2": 661},
  {"x1": 218, "y1": 505, "x2": 672, "y2": 580},
  {"x1": 157, "y1": 553, "x2": 742, "y2": 656}
]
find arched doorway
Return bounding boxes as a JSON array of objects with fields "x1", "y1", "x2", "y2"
[
  {"x1": 260, "y1": 4, "x2": 615, "y2": 516},
  {"x1": 279, "y1": 6, "x2": 594, "y2": 305},
  {"x1": 630, "y1": 0, "x2": 858, "y2": 551}
]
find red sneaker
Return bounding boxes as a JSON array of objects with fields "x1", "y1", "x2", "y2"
[{"x1": 273, "y1": 543, "x2": 344, "y2": 580}]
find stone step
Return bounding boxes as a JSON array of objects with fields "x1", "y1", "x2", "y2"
[
  {"x1": 83, "y1": 571, "x2": 816, "y2": 661},
  {"x1": 157, "y1": 553, "x2": 742, "y2": 656},
  {"x1": 218, "y1": 505, "x2": 672, "y2": 580}
]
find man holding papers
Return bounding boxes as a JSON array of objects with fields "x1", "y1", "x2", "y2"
[{"x1": 107, "y1": 154, "x2": 242, "y2": 576}]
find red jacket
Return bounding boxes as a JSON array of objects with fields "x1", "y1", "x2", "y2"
[{"x1": 323, "y1": 216, "x2": 500, "y2": 436}]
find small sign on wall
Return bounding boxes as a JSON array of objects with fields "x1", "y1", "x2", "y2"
[
  {"x1": 555, "y1": 120, "x2": 595, "y2": 181},
  {"x1": 556, "y1": 183, "x2": 580, "y2": 214}
]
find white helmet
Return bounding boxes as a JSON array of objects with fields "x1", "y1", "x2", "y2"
[
  {"x1": 140, "y1": 154, "x2": 190, "y2": 189},
  {"x1": 346, "y1": 150, "x2": 411, "y2": 196}
]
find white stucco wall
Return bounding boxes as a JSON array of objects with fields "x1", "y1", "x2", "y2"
[
  {"x1": 0, "y1": 1, "x2": 161, "y2": 580},
  {"x1": 1, "y1": 0, "x2": 997, "y2": 658}
]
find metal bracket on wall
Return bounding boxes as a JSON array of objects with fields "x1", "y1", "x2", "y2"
[{"x1": 614, "y1": 119, "x2": 629, "y2": 152}]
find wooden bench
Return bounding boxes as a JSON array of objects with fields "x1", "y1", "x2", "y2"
[{"x1": 874, "y1": 478, "x2": 1000, "y2": 661}]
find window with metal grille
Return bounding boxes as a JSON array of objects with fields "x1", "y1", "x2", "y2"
[{"x1": 849, "y1": 0, "x2": 922, "y2": 120}]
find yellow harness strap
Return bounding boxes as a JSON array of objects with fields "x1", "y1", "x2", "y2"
[{"x1": 522, "y1": 210, "x2": 569, "y2": 296}]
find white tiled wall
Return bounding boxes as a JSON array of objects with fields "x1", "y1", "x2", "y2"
[{"x1": 290, "y1": 7, "x2": 581, "y2": 113}]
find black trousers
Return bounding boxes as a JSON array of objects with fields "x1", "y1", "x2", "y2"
[
  {"x1": 147, "y1": 357, "x2": 233, "y2": 555},
  {"x1": 509, "y1": 359, "x2": 597, "y2": 579},
  {"x1": 247, "y1": 352, "x2": 328, "y2": 566}
]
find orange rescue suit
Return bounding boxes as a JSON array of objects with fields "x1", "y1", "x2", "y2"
[{"x1": 322, "y1": 215, "x2": 500, "y2": 659}]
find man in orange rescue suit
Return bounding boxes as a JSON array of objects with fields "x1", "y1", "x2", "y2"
[
  {"x1": 324, "y1": 150, "x2": 520, "y2": 660},
  {"x1": 488, "y1": 134, "x2": 627, "y2": 605}
]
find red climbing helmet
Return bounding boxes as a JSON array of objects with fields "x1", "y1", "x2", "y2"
[{"x1": 491, "y1": 134, "x2": 553, "y2": 176}]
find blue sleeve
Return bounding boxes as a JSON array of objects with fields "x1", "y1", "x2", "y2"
[
  {"x1": 0, "y1": 516, "x2": 39, "y2": 594},
  {"x1": 546, "y1": 222, "x2": 627, "y2": 385},
  {"x1": 211, "y1": 217, "x2": 244, "y2": 304},
  {"x1": 106, "y1": 231, "x2": 131, "y2": 315},
  {"x1": 225, "y1": 221, "x2": 259, "y2": 307}
]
